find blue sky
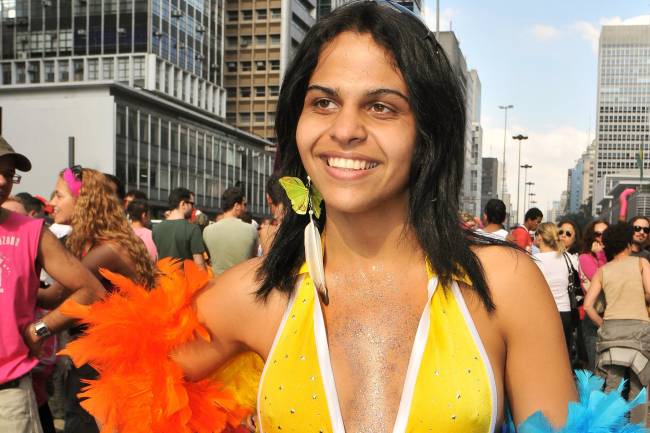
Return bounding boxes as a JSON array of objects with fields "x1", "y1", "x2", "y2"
[{"x1": 421, "y1": 1, "x2": 650, "y2": 220}]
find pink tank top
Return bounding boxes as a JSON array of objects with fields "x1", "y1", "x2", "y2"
[{"x1": 0, "y1": 212, "x2": 44, "y2": 383}]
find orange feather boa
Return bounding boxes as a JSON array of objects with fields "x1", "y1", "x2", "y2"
[{"x1": 59, "y1": 259, "x2": 261, "y2": 433}]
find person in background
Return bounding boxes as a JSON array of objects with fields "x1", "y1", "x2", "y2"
[
  {"x1": 153, "y1": 188, "x2": 206, "y2": 270},
  {"x1": 194, "y1": 211, "x2": 210, "y2": 233},
  {"x1": 509, "y1": 207, "x2": 543, "y2": 252},
  {"x1": 534, "y1": 222, "x2": 577, "y2": 356},
  {"x1": 15, "y1": 192, "x2": 46, "y2": 218},
  {"x1": 584, "y1": 222, "x2": 650, "y2": 424},
  {"x1": 202, "y1": 186, "x2": 258, "y2": 275},
  {"x1": 2, "y1": 195, "x2": 28, "y2": 214},
  {"x1": 103, "y1": 173, "x2": 125, "y2": 203},
  {"x1": 629, "y1": 216, "x2": 650, "y2": 261},
  {"x1": 124, "y1": 190, "x2": 147, "y2": 209},
  {"x1": 480, "y1": 198, "x2": 508, "y2": 240},
  {"x1": 42, "y1": 167, "x2": 156, "y2": 433},
  {"x1": 126, "y1": 199, "x2": 157, "y2": 262},
  {"x1": 557, "y1": 219, "x2": 582, "y2": 257},
  {"x1": 0, "y1": 140, "x2": 106, "y2": 433},
  {"x1": 578, "y1": 219, "x2": 610, "y2": 371},
  {"x1": 259, "y1": 173, "x2": 288, "y2": 255}
]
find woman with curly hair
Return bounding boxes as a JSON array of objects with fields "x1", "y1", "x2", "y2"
[{"x1": 39, "y1": 166, "x2": 155, "y2": 433}]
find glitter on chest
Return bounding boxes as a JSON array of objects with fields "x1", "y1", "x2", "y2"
[{"x1": 325, "y1": 268, "x2": 425, "y2": 433}]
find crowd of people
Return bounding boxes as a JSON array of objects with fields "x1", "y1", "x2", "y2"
[
  {"x1": 1, "y1": 1, "x2": 648, "y2": 432},
  {"x1": 0, "y1": 138, "x2": 286, "y2": 433},
  {"x1": 466, "y1": 197, "x2": 650, "y2": 425}
]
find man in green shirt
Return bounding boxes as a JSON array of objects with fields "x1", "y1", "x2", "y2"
[
  {"x1": 203, "y1": 186, "x2": 258, "y2": 275},
  {"x1": 153, "y1": 187, "x2": 206, "y2": 270}
]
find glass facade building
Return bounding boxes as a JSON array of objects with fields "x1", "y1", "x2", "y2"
[
  {"x1": 0, "y1": 0, "x2": 276, "y2": 215},
  {"x1": 0, "y1": 0, "x2": 227, "y2": 116},
  {"x1": 115, "y1": 94, "x2": 274, "y2": 215}
]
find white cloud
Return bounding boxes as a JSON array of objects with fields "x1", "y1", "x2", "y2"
[
  {"x1": 570, "y1": 15, "x2": 650, "y2": 54},
  {"x1": 531, "y1": 24, "x2": 561, "y2": 41},
  {"x1": 482, "y1": 124, "x2": 588, "y2": 221},
  {"x1": 422, "y1": 5, "x2": 459, "y2": 33},
  {"x1": 570, "y1": 21, "x2": 599, "y2": 53},
  {"x1": 600, "y1": 15, "x2": 650, "y2": 26}
]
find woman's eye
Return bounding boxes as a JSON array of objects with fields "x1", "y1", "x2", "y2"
[
  {"x1": 370, "y1": 103, "x2": 392, "y2": 114},
  {"x1": 314, "y1": 99, "x2": 335, "y2": 110}
]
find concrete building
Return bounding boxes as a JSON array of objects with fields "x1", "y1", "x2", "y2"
[
  {"x1": 438, "y1": 31, "x2": 483, "y2": 217},
  {"x1": 594, "y1": 170, "x2": 648, "y2": 217},
  {"x1": 567, "y1": 164, "x2": 583, "y2": 215},
  {"x1": 320, "y1": 0, "x2": 423, "y2": 17},
  {"x1": 0, "y1": 0, "x2": 275, "y2": 214},
  {"x1": 581, "y1": 140, "x2": 596, "y2": 213},
  {"x1": 598, "y1": 181, "x2": 650, "y2": 223},
  {"x1": 547, "y1": 200, "x2": 563, "y2": 225},
  {"x1": 480, "y1": 157, "x2": 499, "y2": 214},
  {"x1": 0, "y1": 83, "x2": 275, "y2": 216},
  {"x1": 593, "y1": 25, "x2": 650, "y2": 210},
  {"x1": 224, "y1": 0, "x2": 316, "y2": 141}
]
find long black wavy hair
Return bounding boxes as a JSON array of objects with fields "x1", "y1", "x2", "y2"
[{"x1": 257, "y1": 1, "x2": 504, "y2": 311}]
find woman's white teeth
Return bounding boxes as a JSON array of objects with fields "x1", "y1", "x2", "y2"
[{"x1": 327, "y1": 157, "x2": 378, "y2": 170}]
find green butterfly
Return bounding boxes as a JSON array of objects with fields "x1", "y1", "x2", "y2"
[{"x1": 279, "y1": 176, "x2": 323, "y2": 219}]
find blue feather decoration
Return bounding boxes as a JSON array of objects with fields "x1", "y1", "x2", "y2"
[{"x1": 502, "y1": 370, "x2": 647, "y2": 433}]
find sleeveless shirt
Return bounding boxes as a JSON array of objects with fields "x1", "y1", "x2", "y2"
[{"x1": 257, "y1": 263, "x2": 497, "y2": 432}]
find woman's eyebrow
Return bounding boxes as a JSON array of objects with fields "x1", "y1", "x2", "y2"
[
  {"x1": 306, "y1": 84, "x2": 337, "y2": 96},
  {"x1": 307, "y1": 85, "x2": 408, "y2": 102},
  {"x1": 367, "y1": 88, "x2": 409, "y2": 102}
]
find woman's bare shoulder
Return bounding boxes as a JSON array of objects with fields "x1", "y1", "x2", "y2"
[{"x1": 195, "y1": 257, "x2": 288, "y2": 355}]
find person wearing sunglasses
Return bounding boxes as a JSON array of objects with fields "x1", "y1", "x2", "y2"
[
  {"x1": 557, "y1": 220, "x2": 582, "y2": 256},
  {"x1": 583, "y1": 222, "x2": 650, "y2": 424},
  {"x1": 0, "y1": 139, "x2": 107, "y2": 433},
  {"x1": 629, "y1": 216, "x2": 650, "y2": 262},
  {"x1": 578, "y1": 219, "x2": 609, "y2": 372}
]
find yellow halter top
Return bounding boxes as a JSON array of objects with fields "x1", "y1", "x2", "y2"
[{"x1": 257, "y1": 263, "x2": 497, "y2": 432}]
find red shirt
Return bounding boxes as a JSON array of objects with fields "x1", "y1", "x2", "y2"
[{"x1": 510, "y1": 225, "x2": 532, "y2": 251}]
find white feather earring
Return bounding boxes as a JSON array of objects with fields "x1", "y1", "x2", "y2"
[
  {"x1": 278, "y1": 175, "x2": 328, "y2": 304},
  {"x1": 304, "y1": 193, "x2": 328, "y2": 304}
]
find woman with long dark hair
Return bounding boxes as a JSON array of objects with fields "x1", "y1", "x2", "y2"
[
  {"x1": 578, "y1": 219, "x2": 609, "y2": 370},
  {"x1": 57, "y1": 2, "x2": 645, "y2": 432},
  {"x1": 179, "y1": 3, "x2": 576, "y2": 429}
]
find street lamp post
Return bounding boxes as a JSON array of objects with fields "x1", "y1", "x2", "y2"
[
  {"x1": 528, "y1": 192, "x2": 536, "y2": 210},
  {"x1": 525, "y1": 181, "x2": 535, "y2": 212},
  {"x1": 499, "y1": 104, "x2": 514, "y2": 200},
  {"x1": 520, "y1": 163, "x2": 533, "y2": 220},
  {"x1": 513, "y1": 134, "x2": 529, "y2": 224}
]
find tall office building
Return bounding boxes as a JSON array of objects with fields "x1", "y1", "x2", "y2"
[
  {"x1": 0, "y1": 0, "x2": 275, "y2": 214},
  {"x1": 593, "y1": 25, "x2": 650, "y2": 213},
  {"x1": 224, "y1": 0, "x2": 316, "y2": 141},
  {"x1": 320, "y1": 0, "x2": 422, "y2": 17},
  {"x1": 0, "y1": 0, "x2": 227, "y2": 115},
  {"x1": 437, "y1": 31, "x2": 482, "y2": 216},
  {"x1": 480, "y1": 157, "x2": 499, "y2": 213}
]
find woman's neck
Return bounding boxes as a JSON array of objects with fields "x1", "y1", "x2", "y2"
[
  {"x1": 613, "y1": 249, "x2": 631, "y2": 261},
  {"x1": 323, "y1": 197, "x2": 425, "y2": 273}
]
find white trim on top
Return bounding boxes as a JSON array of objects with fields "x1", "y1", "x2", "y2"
[
  {"x1": 313, "y1": 284, "x2": 346, "y2": 433},
  {"x1": 451, "y1": 281, "x2": 498, "y2": 433},
  {"x1": 391, "y1": 276, "x2": 439, "y2": 433},
  {"x1": 256, "y1": 276, "x2": 301, "y2": 433}
]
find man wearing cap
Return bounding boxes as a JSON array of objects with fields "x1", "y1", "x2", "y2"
[{"x1": 0, "y1": 137, "x2": 105, "y2": 433}]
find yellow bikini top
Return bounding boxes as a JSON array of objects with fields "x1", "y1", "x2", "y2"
[{"x1": 257, "y1": 263, "x2": 498, "y2": 433}]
